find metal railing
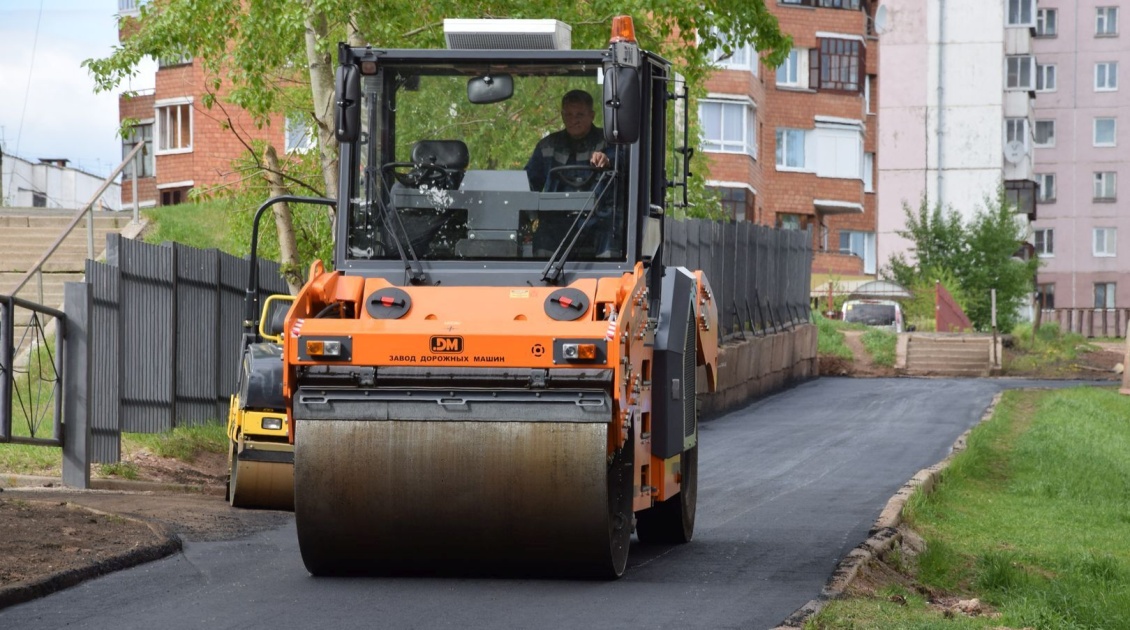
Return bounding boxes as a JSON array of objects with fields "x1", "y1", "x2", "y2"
[
  {"x1": 8, "y1": 142, "x2": 144, "y2": 302},
  {"x1": 0, "y1": 294, "x2": 66, "y2": 445}
]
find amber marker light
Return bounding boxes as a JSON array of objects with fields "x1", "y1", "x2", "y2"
[
  {"x1": 610, "y1": 15, "x2": 636, "y2": 44},
  {"x1": 562, "y1": 343, "x2": 598, "y2": 361},
  {"x1": 305, "y1": 339, "x2": 342, "y2": 357}
]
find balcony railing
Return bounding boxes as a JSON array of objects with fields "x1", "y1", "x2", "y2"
[{"x1": 118, "y1": 0, "x2": 142, "y2": 16}]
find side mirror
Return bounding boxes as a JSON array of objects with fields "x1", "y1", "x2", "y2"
[
  {"x1": 334, "y1": 64, "x2": 361, "y2": 143},
  {"x1": 602, "y1": 66, "x2": 640, "y2": 144},
  {"x1": 467, "y1": 74, "x2": 513, "y2": 104}
]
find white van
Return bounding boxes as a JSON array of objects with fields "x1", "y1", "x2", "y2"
[{"x1": 841, "y1": 299, "x2": 904, "y2": 333}]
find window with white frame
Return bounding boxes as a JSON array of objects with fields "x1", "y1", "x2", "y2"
[
  {"x1": 1007, "y1": 0, "x2": 1035, "y2": 26},
  {"x1": 776, "y1": 49, "x2": 807, "y2": 87},
  {"x1": 1095, "y1": 282, "x2": 1116, "y2": 308},
  {"x1": 1096, "y1": 62, "x2": 1118, "y2": 91},
  {"x1": 775, "y1": 128, "x2": 807, "y2": 169},
  {"x1": 1006, "y1": 56, "x2": 1035, "y2": 90},
  {"x1": 1036, "y1": 8, "x2": 1058, "y2": 36},
  {"x1": 839, "y1": 230, "x2": 876, "y2": 274},
  {"x1": 1037, "y1": 173, "x2": 1056, "y2": 202},
  {"x1": 1094, "y1": 228, "x2": 1117, "y2": 257},
  {"x1": 1095, "y1": 171, "x2": 1117, "y2": 200},
  {"x1": 700, "y1": 99, "x2": 757, "y2": 157},
  {"x1": 811, "y1": 121, "x2": 864, "y2": 180},
  {"x1": 155, "y1": 101, "x2": 192, "y2": 153},
  {"x1": 1094, "y1": 118, "x2": 1117, "y2": 147},
  {"x1": 1096, "y1": 7, "x2": 1118, "y2": 36},
  {"x1": 707, "y1": 31, "x2": 758, "y2": 75},
  {"x1": 1005, "y1": 118, "x2": 1029, "y2": 149},
  {"x1": 1034, "y1": 120, "x2": 1056, "y2": 147},
  {"x1": 1034, "y1": 228, "x2": 1054, "y2": 256},
  {"x1": 286, "y1": 116, "x2": 316, "y2": 153},
  {"x1": 708, "y1": 186, "x2": 756, "y2": 222},
  {"x1": 122, "y1": 121, "x2": 154, "y2": 178},
  {"x1": 1037, "y1": 63, "x2": 1056, "y2": 91},
  {"x1": 863, "y1": 152, "x2": 874, "y2": 192}
]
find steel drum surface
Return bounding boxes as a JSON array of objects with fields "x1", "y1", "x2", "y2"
[{"x1": 295, "y1": 419, "x2": 613, "y2": 575}]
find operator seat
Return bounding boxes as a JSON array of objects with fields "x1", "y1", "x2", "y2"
[{"x1": 412, "y1": 140, "x2": 470, "y2": 189}]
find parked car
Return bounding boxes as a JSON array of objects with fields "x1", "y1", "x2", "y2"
[{"x1": 842, "y1": 299, "x2": 905, "y2": 333}]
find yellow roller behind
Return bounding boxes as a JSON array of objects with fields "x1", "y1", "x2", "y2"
[
  {"x1": 229, "y1": 440, "x2": 295, "y2": 510},
  {"x1": 295, "y1": 419, "x2": 631, "y2": 577}
]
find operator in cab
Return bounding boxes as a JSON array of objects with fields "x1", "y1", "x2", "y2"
[{"x1": 525, "y1": 89, "x2": 619, "y2": 257}]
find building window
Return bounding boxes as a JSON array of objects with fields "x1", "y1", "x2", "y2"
[
  {"x1": 865, "y1": 75, "x2": 874, "y2": 114},
  {"x1": 122, "y1": 121, "x2": 154, "y2": 178},
  {"x1": 863, "y1": 152, "x2": 874, "y2": 192},
  {"x1": 1036, "y1": 283, "x2": 1055, "y2": 309},
  {"x1": 31, "y1": 191, "x2": 47, "y2": 208},
  {"x1": 1096, "y1": 7, "x2": 1119, "y2": 36},
  {"x1": 1034, "y1": 120, "x2": 1056, "y2": 147},
  {"x1": 1095, "y1": 283, "x2": 1116, "y2": 308},
  {"x1": 839, "y1": 230, "x2": 876, "y2": 274},
  {"x1": 286, "y1": 117, "x2": 316, "y2": 153},
  {"x1": 777, "y1": 213, "x2": 807, "y2": 230},
  {"x1": 776, "y1": 49, "x2": 807, "y2": 87},
  {"x1": 1096, "y1": 62, "x2": 1119, "y2": 91},
  {"x1": 775, "y1": 128, "x2": 807, "y2": 169},
  {"x1": 811, "y1": 121, "x2": 864, "y2": 180},
  {"x1": 1094, "y1": 227, "x2": 1117, "y2": 257},
  {"x1": 708, "y1": 186, "x2": 755, "y2": 222},
  {"x1": 1034, "y1": 228, "x2": 1054, "y2": 256},
  {"x1": 1006, "y1": 56, "x2": 1035, "y2": 90},
  {"x1": 1037, "y1": 173, "x2": 1056, "y2": 202},
  {"x1": 700, "y1": 99, "x2": 757, "y2": 157},
  {"x1": 1036, "y1": 8, "x2": 1058, "y2": 37},
  {"x1": 160, "y1": 188, "x2": 190, "y2": 206},
  {"x1": 1094, "y1": 172, "x2": 1117, "y2": 200},
  {"x1": 780, "y1": 0, "x2": 863, "y2": 8},
  {"x1": 1005, "y1": 118, "x2": 1029, "y2": 150},
  {"x1": 1036, "y1": 64, "x2": 1056, "y2": 92},
  {"x1": 1007, "y1": 0, "x2": 1035, "y2": 26},
  {"x1": 706, "y1": 31, "x2": 758, "y2": 74},
  {"x1": 156, "y1": 102, "x2": 192, "y2": 153},
  {"x1": 1094, "y1": 118, "x2": 1117, "y2": 147},
  {"x1": 813, "y1": 38, "x2": 863, "y2": 92}
]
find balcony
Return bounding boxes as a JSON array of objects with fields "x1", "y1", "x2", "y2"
[{"x1": 118, "y1": 0, "x2": 143, "y2": 17}]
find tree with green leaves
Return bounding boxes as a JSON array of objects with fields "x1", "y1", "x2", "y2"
[
  {"x1": 86, "y1": 2, "x2": 789, "y2": 279},
  {"x1": 884, "y1": 193, "x2": 1039, "y2": 333}
]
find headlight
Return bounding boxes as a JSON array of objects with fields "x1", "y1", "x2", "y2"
[{"x1": 261, "y1": 417, "x2": 284, "y2": 431}]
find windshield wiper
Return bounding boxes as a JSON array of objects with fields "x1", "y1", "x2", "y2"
[
  {"x1": 368, "y1": 165, "x2": 429, "y2": 285},
  {"x1": 540, "y1": 169, "x2": 617, "y2": 285}
]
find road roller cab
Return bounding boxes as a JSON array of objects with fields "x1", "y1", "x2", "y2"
[{"x1": 238, "y1": 15, "x2": 718, "y2": 578}]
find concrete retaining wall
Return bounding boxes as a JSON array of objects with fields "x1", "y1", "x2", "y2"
[{"x1": 700, "y1": 323, "x2": 818, "y2": 417}]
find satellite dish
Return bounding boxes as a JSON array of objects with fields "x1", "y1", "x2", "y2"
[
  {"x1": 1004, "y1": 140, "x2": 1027, "y2": 164},
  {"x1": 874, "y1": 5, "x2": 889, "y2": 34}
]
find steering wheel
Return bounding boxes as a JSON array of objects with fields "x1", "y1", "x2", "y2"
[
  {"x1": 548, "y1": 164, "x2": 599, "y2": 191},
  {"x1": 383, "y1": 162, "x2": 449, "y2": 188}
]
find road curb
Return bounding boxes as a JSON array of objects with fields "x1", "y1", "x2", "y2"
[
  {"x1": 1, "y1": 474, "x2": 225, "y2": 496},
  {"x1": 0, "y1": 503, "x2": 182, "y2": 611},
  {"x1": 772, "y1": 391, "x2": 1004, "y2": 629}
]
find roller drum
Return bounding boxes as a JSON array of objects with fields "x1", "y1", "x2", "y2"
[{"x1": 295, "y1": 419, "x2": 630, "y2": 577}]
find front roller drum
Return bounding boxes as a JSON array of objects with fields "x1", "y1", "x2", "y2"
[
  {"x1": 295, "y1": 420, "x2": 632, "y2": 577},
  {"x1": 228, "y1": 438, "x2": 295, "y2": 511}
]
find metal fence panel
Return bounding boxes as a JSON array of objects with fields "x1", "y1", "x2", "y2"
[
  {"x1": 117, "y1": 236, "x2": 176, "y2": 433},
  {"x1": 174, "y1": 245, "x2": 222, "y2": 425},
  {"x1": 85, "y1": 260, "x2": 121, "y2": 463}
]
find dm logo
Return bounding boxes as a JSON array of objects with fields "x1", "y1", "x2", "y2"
[{"x1": 430, "y1": 336, "x2": 464, "y2": 353}]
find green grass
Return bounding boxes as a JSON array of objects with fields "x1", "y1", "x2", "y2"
[
  {"x1": 123, "y1": 421, "x2": 228, "y2": 463},
  {"x1": 860, "y1": 328, "x2": 897, "y2": 367},
  {"x1": 811, "y1": 386, "x2": 1130, "y2": 629},
  {"x1": 0, "y1": 332, "x2": 64, "y2": 474},
  {"x1": 98, "y1": 461, "x2": 139, "y2": 480},
  {"x1": 142, "y1": 198, "x2": 243, "y2": 254},
  {"x1": 815, "y1": 312, "x2": 854, "y2": 359},
  {"x1": 1006, "y1": 322, "x2": 1098, "y2": 374}
]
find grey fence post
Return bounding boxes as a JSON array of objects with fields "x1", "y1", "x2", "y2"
[{"x1": 62, "y1": 282, "x2": 92, "y2": 489}]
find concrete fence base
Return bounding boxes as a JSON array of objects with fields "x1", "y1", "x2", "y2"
[{"x1": 700, "y1": 324, "x2": 818, "y2": 416}]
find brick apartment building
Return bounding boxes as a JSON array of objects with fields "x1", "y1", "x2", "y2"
[
  {"x1": 702, "y1": 0, "x2": 879, "y2": 288},
  {"x1": 116, "y1": 0, "x2": 297, "y2": 208}
]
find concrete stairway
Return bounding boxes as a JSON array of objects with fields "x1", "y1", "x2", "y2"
[
  {"x1": 1, "y1": 209, "x2": 133, "y2": 308},
  {"x1": 899, "y1": 333, "x2": 999, "y2": 378}
]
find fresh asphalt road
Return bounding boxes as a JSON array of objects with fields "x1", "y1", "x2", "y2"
[{"x1": 1, "y1": 377, "x2": 1086, "y2": 630}]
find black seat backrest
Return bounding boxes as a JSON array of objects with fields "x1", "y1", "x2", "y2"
[{"x1": 412, "y1": 140, "x2": 470, "y2": 170}]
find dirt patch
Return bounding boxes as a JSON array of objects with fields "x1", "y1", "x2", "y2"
[
  {"x1": 0, "y1": 451, "x2": 290, "y2": 605},
  {"x1": 1001, "y1": 346, "x2": 1124, "y2": 381},
  {"x1": 840, "y1": 330, "x2": 897, "y2": 378}
]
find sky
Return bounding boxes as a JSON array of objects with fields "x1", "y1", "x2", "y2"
[{"x1": 0, "y1": 1, "x2": 155, "y2": 178}]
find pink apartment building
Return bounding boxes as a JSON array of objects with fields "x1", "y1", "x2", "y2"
[{"x1": 1031, "y1": 1, "x2": 1128, "y2": 310}]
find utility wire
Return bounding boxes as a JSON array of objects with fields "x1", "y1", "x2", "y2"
[{"x1": 14, "y1": 0, "x2": 46, "y2": 160}]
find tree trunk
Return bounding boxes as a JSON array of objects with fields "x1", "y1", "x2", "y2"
[
  {"x1": 303, "y1": 5, "x2": 339, "y2": 205},
  {"x1": 263, "y1": 145, "x2": 303, "y2": 294}
]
